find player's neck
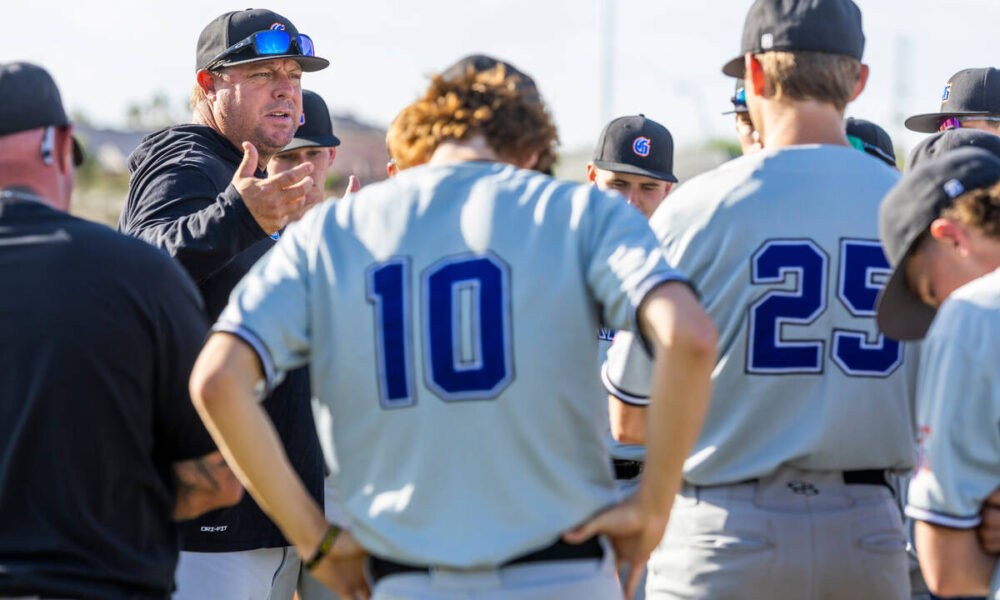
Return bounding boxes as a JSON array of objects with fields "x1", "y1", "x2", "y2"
[
  {"x1": 756, "y1": 100, "x2": 849, "y2": 149},
  {"x1": 429, "y1": 137, "x2": 500, "y2": 165},
  {"x1": 0, "y1": 165, "x2": 64, "y2": 212}
]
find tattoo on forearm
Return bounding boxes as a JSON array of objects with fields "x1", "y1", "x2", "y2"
[
  {"x1": 175, "y1": 456, "x2": 226, "y2": 500},
  {"x1": 192, "y1": 456, "x2": 222, "y2": 490}
]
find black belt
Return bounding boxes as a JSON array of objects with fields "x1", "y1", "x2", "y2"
[
  {"x1": 368, "y1": 536, "x2": 603, "y2": 584},
  {"x1": 613, "y1": 458, "x2": 644, "y2": 480},
  {"x1": 842, "y1": 469, "x2": 890, "y2": 488}
]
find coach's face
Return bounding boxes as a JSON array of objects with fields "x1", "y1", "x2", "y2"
[{"x1": 203, "y1": 58, "x2": 304, "y2": 159}]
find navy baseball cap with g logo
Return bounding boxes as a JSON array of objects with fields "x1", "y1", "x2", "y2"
[
  {"x1": 876, "y1": 147, "x2": 1000, "y2": 340},
  {"x1": 196, "y1": 8, "x2": 329, "y2": 73},
  {"x1": 722, "y1": 0, "x2": 865, "y2": 78},
  {"x1": 904, "y1": 68, "x2": 1000, "y2": 133},
  {"x1": 592, "y1": 115, "x2": 677, "y2": 183}
]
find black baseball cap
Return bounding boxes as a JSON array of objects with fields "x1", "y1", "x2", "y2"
[
  {"x1": 845, "y1": 117, "x2": 895, "y2": 167},
  {"x1": 592, "y1": 115, "x2": 677, "y2": 183},
  {"x1": 876, "y1": 147, "x2": 1000, "y2": 340},
  {"x1": 279, "y1": 90, "x2": 340, "y2": 152},
  {"x1": 722, "y1": 0, "x2": 865, "y2": 78},
  {"x1": 722, "y1": 80, "x2": 749, "y2": 115},
  {"x1": 907, "y1": 128, "x2": 1000, "y2": 172},
  {"x1": 440, "y1": 54, "x2": 541, "y2": 105},
  {"x1": 904, "y1": 68, "x2": 1000, "y2": 133},
  {"x1": 0, "y1": 62, "x2": 83, "y2": 166},
  {"x1": 196, "y1": 9, "x2": 329, "y2": 73}
]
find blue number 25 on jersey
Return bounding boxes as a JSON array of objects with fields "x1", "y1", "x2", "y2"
[
  {"x1": 366, "y1": 252, "x2": 513, "y2": 408},
  {"x1": 747, "y1": 238, "x2": 902, "y2": 377}
]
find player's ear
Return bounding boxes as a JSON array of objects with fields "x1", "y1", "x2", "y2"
[
  {"x1": 663, "y1": 182, "x2": 674, "y2": 196},
  {"x1": 745, "y1": 54, "x2": 766, "y2": 98},
  {"x1": 519, "y1": 150, "x2": 540, "y2": 171},
  {"x1": 386, "y1": 159, "x2": 398, "y2": 178},
  {"x1": 55, "y1": 126, "x2": 75, "y2": 175},
  {"x1": 586, "y1": 163, "x2": 597, "y2": 184},
  {"x1": 849, "y1": 64, "x2": 870, "y2": 103},
  {"x1": 929, "y1": 218, "x2": 971, "y2": 256}
]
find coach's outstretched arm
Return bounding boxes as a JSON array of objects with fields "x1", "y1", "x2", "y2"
[
  {"x1": 189, "y1": 333, "x2": 371, "y2": 600},
  {"x1": 565, "y1": 280, "x2": 716, "y2": 600}
]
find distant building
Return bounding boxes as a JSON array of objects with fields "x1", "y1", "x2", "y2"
[
  {"x1": 330, "y1": 114, "x2": 389, "y2": 194},
  {"x1": 75, "y1": 125, "x2": 149, "y2": 174}
]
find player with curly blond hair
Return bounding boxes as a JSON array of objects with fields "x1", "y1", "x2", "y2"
[
  {"x1": 386, "y1": 55, "x2": 557, "y2": 173},
  {"x1": 186, "y1": 55, "x2": 716, "y2": 599}
]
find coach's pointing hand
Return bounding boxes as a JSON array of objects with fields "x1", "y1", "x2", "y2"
[{"x1": 233, "y1": 142, "x2": 314, "y2": 235}]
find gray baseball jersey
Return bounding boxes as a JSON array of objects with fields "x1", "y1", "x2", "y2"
[
  {"x1": 215, "y1": 161, "x2": 685, "y2": 567},
  {"x1": 603, "y1": 145, "x2": 918, "y2": 486},
  {"x1": 906, "y1": 266, "x2": 1000, "y2": 531},
  {"x1": 598, "y1": 329, "x2": 646, "y2": 463}
]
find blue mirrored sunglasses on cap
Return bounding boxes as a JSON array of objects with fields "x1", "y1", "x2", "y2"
[
  {"x1": 730, "y1": 87, "x2": 747, "y2": 108},
  {"x1": 204, "y1": 29, "x2": 315, "y2": 71}
]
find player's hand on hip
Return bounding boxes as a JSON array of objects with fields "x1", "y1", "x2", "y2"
[
  {"x1": 311, "y1": 528, "x2": 371, "y2": 600},
  {"x1": 562, "y1": 497, "x2": 667, "y2": 600},
  {"x1": 232, "y1": 142, "x2": 314, "y2": 236},
  {"x1": 978, "y1": 485, "x2": 1000, "y2": 553}
]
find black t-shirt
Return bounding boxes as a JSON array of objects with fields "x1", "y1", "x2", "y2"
[
  {"x1": 119, "y1": 124, "x2": 324, "y2": 551},
  {"x1": 0, "y1": 191, "x2": 216, "y2": 599}
]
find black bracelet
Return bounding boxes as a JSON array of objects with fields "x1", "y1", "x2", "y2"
[{"x1": 304, "y1": 523, "x2": 340, "y2": 571}]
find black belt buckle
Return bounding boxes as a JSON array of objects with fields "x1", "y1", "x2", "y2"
[
  {"x1": 368, "y1": 536, "x2": 604, "y2": 584},
  {"x1": 613, "y1": 458, "x2": 644, "y2": 480}
]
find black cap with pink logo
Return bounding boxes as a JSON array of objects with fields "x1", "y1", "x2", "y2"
[{"x1": 591, "y1": 115, "x2": 677, "y2": 183}]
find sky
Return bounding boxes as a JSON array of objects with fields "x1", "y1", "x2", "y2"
[{"x1": 5, "y1": 0, "x2": 1000, "y2": 154}]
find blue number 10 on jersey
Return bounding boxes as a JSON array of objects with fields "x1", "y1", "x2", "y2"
[
  {"x1": 367, "y1": 253, "x2": 513, "y2": 408},
  {"x1": 747, "y1": 238, "x2": 902, "y2": 377}
]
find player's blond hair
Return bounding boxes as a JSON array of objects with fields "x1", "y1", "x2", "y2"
[
  {"x1": 755, "y1": 51, "x2": 862, "y2": 112},
  {"x1": 386, "y1": 65, "x2": 558, "y2": 171},
  {"x1": 940, "y1": 179, "x2": 1000, "y2": 239}
]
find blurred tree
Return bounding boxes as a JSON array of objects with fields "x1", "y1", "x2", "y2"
[
  {"x1": 704, "y1": 138, "x2": 742, "y2": 160},
  {"x1": 125, "y1": 91, "x2": 186, "y2": 130},
  {"x1": 69, "y1": 108, "x2": 93, "y2": 127}
]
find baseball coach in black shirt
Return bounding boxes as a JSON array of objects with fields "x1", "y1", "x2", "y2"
[
  {"x1": 116, "y1": 9, "x2": 328, "y2": 599},
  {"x1": 0, "y1": 62, "x2": 242, "y2": 600}
]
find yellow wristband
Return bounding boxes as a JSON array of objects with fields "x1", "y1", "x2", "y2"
[{"x1": 304, "y1": 524, "x2": 340, "y2": 571}]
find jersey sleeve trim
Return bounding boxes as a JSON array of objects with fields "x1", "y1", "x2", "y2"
[
  {"x1": 601, "y1": 361, "x2": 651, "y2": 407},
  {"x1": 213, "y1": 321, "x2": 278, "y2": 399},
  {"x1": 628, "y1": 272, "x2": 695, "y2": 355},
  {"x1": 904, "y1": 505, "x2": 982, "y2": 529},
  {"x1": 629, "y1": 272, "x2": 692, "y2": 329}
]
